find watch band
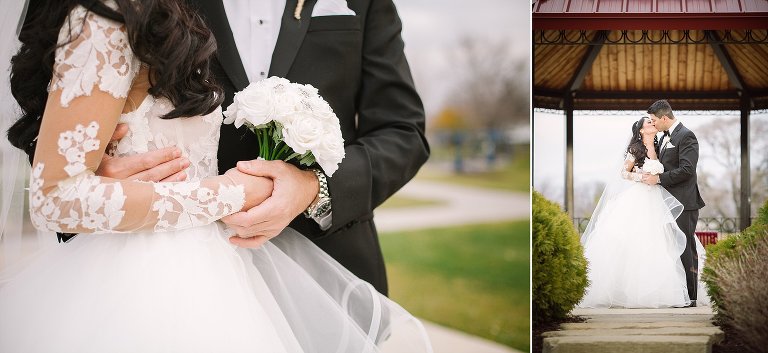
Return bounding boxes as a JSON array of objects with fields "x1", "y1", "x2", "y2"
[{"x1": 304, "y1": 169, "x2": 330, "y2": 218}]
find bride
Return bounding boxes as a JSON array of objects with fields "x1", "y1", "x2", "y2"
[
  {"x1": 0, "y1": 0, "x2": 431, "y2": 352},
  {"x1": 578, "y1": 117, "x2": 708, "y2": 309}
]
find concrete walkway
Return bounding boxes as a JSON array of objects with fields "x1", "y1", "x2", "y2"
[
  {"x1": 542, "y1": 307, "x2": 723, "y2": 353},
  {"x1": 374, "y1": 180, "x2": 529, "y2": 233}
]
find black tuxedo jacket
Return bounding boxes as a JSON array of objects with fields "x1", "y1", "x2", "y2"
[
  {"x1": 186, "y1": 0, "x2": 429, "y2": 294},
  {"x1": 656, "y1": 123, "x2": 705, "y2": 211}
]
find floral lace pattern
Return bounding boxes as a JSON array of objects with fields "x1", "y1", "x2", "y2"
[
  {"x1": 50, "y1": 4, "x2": 140, "y2": 107},
  {"x1": 29, "y1": 6, "x2": 246, "y2": 234},
  {"x1": 620, "y1": 154, "x2": 643, "y2": 182},
  {"x1": 152, "y1": 182, "x2": 245, "y2": 231},
  {"x1": 58, "y1": 121, "x2": 101, "y2": 176},
  {"x1": 30, "y1": 163, "x2": 128, "y2": 233}
]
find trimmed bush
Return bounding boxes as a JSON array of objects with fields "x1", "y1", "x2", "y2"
[
  {"x1": 709, "y1": 231, "x2": 768, "y2": 353},
  {"x1": 532, "y1": 191, "x2": 588, "y2": 324},
  {"x1": 703, "y1": 200, "x2": 768, "y2": 316},
  {"x1": 702, "y1": 199, "x2": 768, "y2": 352}
]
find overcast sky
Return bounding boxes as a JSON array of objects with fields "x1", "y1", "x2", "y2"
[{"x1": 392, "y1": 0, "x2": 530, "y2": 118}]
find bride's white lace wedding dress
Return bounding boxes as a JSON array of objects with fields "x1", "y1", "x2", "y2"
[
  {"x1": 0, "y1": 5, "x2": 430, "y2": 353},
  {"x1": 578, "y1": 154, "x2": 708, "y2": 308}
]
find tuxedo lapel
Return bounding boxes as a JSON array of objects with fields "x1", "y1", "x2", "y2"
[
  {"x1": 660, "y1": 123, "x2": 683, "y2": 161},
  {"x1": 192, "y1": 0, "x2": 249, "y2": 91},
  {"x1": 269, "y1": 0, "x2": 318, "y2": 78}
]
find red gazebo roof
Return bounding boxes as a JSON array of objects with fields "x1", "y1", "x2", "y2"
[{"x1": 533, "y1": 0, "x2": 768, "y2": 30}]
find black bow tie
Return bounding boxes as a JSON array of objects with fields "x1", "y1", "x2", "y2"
[{"x1": 663, "y1": 131, "x2": 671, "y2": 138}]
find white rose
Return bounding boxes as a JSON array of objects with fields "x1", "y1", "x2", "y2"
[
  {"x1": 262, "y1": 76, "x2": 291, "y2": 91},
  {"x1": 223, "y1": 86, "x2": 274, "y2": 128},
  {"x1": 296, "y1": 83, "x2": 319, "y2": 99},
  {"x1": 282, "y1": 116, "x2": 324, "y2": 154},
  {"x1": 643, "y1": 159, "x2": 664, "y2": 175},
  {"x1": 271, "y1": 93, "x2": 303, "y2": 125},
  {"x1": 314, "y1": 130, "x2": 345, "y2": 176}
]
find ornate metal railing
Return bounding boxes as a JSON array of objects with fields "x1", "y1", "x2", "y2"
[
  {"x1": 572, "y1": 217, "x2": 755, "y2": 234},
  {"x1": 535, "y1": 30, "x2": 768, "y2": 45}
]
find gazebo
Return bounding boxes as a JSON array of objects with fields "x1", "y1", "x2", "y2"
[{"x1": 532, "y1": 0, "x2": 768, "y2": 230}]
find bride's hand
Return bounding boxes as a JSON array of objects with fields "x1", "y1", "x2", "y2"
[
  {"x1": 96, "y1": 124, "x2": 190, "y2": 182},
  {"x1": 223, "y1": 168, "x2": 274, "y2": 211}
]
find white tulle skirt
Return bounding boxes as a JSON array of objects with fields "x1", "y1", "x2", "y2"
[
  {"x1": 0, "y1": 223, "x2": 432, "y2": 353},
  {"x1": 578, "y1": 182, "x2": 706, "y2": 309}
]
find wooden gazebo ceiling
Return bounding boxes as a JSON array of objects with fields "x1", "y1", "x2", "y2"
[
  {"x1": 532, "y1": 0, "x2": 768, "y2": 110},
  {"x1": 534, "y1": 30, "x2": 768, "y2": 110}
]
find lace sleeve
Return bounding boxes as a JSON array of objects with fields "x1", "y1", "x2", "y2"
[
  {"x1": 29, "y1": 7, "x2": 245, "y2": 234},
  {"x1": 620, "y1": 153, "x2": 643, "y2": 182},
  {"x1": 49, "y1": 5, "x2": 140, "y2": 107}
]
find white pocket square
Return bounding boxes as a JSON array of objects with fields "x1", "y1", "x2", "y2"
[
  {"x1": 666, "y1": 143, "x2": 675, "y2": 149},
  {"x1": 312, "y1": 0, "x2": 356, "y2": 16}
]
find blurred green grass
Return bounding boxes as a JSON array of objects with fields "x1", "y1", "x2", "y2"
[
  {"x1": 418, "y1": 150, "x2": 530, "y2": 193},
  {"x1": 380, "y1": 220, "x2": 530, "y2": 352}
]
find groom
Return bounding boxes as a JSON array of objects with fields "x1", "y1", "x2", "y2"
[
  {"x1": 642, "y1": 99, "x2": 705, "y2": 306},
  {"x1": 93, "y1": 0, "x2": 428, "y2": 296}
]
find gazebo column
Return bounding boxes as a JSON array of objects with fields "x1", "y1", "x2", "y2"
[
  {"x1": 564, "y1": 94, "x2": 574, "y2": 216},
  {"x1": 707, "y1": 30, "x2": 752, "y2": 230},
  {"x1": 561, "y1": 31, "x2": 605, "y2": 216},
  {"x1": 740, "y1": 95, "x2": 751, "y2": 230}
]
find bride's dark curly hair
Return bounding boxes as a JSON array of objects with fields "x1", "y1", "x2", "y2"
[
  {"x1": 626, "y1": 117, "x2": 652, "y2": 169},
  {"x1": 7, "y1": 0, "x2": 223, "y2": 157}
]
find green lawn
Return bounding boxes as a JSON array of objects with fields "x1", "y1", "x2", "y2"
[
  {"x1": 419, "y1": 152, "x2": 530, "y2": 193},
  {"x1": 380, "y1": 220, "x2": 530, "y2": 352}
]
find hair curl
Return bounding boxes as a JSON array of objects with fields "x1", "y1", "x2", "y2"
[
  {"x1": 7, "y1": 0, "x2": 223, "y2": 157},
  {"x1": 626, "y1": 117, "x2": 650, "y2": 169}
]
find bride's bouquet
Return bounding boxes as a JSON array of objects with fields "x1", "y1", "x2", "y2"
[
  {"x1": 222, "y1": 77, "x2": 345, "y2": 176},
  {"x1": 643, "y1": 158, "x2": 664, "y2": 175}
]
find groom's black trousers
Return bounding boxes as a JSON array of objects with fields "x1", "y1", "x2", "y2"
[{"x1": 676, "y1": 209, "x2": 699, "y2": 301}]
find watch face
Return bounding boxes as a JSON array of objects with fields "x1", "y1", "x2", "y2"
[{"x1": 313, "y1": 199, "x2": 332, "y2": 218}]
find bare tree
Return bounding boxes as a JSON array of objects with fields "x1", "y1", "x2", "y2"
[
  {"x1": 696, "y1": 117, "x2": 768, "y2": 218},
  {"x1": 448, "y1": 37, "x2": 529, "y2": 129}
]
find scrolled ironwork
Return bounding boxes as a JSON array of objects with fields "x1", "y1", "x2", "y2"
[
  {"x1": 535, "y1": 30, "x2": 768, "y2": 45},
  {"x1": 534, "y1": 108, "x2": 751, "y2": 117}
]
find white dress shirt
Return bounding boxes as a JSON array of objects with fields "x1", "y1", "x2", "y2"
[
  {"x1": 222, "y1": 0, "x2": 285, "y2": 83},
  {"x1": 662, "y1": 120, "x2": 681, "y2": 151}
]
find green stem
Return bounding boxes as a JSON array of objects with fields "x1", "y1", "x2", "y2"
[{"x1": 284, "y1": 152, "x2": 301, "y2": 162}]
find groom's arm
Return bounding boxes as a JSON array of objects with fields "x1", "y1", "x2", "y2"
[
  {"x1": 659, "y1": 132, "x2": 699, "y2": 187},
  {"x1": 322, "y1": 0, "x2": 429, "y2": 232}
]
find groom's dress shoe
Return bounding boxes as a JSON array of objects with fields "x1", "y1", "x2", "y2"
[{"x1": 687, "y1": 300, "x2": 697, "y2": 308}]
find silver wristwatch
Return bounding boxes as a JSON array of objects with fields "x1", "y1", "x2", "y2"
[{"x1": 304, "y1": 169, "x2": 331, "y2": 219}]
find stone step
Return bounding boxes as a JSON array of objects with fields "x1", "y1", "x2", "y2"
[
  {"x1": 542, "y1": 335, "x2": 712, "y2": 353},
  {"x1": 561, "y1": 321, "x2": 713, "y2": 330},
  {"x1": 543, "y1": 326, "x2": 724, "y2": 342}
]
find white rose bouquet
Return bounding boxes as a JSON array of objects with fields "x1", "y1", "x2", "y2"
[
  {"x1": 642, "y1": 158, "x2": 664, "y2": 175},
  {"x1": 222, "y1": 77, "x2": 345, "y2": 176}
]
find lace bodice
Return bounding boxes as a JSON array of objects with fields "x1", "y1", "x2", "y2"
[{"x1": 29, "y1": 4, "x2": 244, "y2": 234}]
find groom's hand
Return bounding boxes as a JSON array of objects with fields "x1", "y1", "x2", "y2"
[
  {"x1": 221, "y1": 159, "x2": 319, "y2": 247},
  {"x1": 642, "y1": 174, "x2": 660, "y2": 185},
  {"x1": 96, "y1": 124, "x2": 190, "y2": 182}
]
